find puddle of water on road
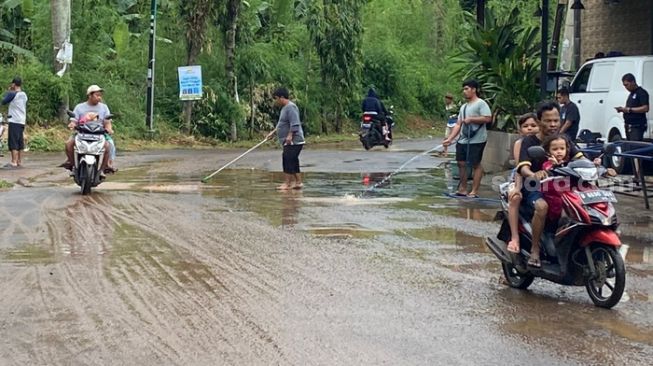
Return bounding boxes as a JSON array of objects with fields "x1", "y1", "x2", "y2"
[
  {"x1": 401, "y1": 227, "x2": 487, "y2": 253},
  {"x1": 306, "y1": 224, "x2": 383, "y2": 239}
]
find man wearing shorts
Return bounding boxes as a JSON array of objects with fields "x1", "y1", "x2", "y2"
[
  {"x1": 266, "y1": 87, "x2": 305, "y2": 190},
  {"x1": 1, "y1": 77, "x2": 27, "y2": 168},
  {"x1": 443, "y1": 79, "x2": 492, "y2": 197}
]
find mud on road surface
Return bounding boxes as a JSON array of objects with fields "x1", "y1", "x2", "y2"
[{"x1": 0, "y1": 142, "x2": 652, "y2": 365}]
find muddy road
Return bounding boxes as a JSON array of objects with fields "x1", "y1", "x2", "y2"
[{"x1": 0, "y1": 139, "x2": 652, "y2": 365}]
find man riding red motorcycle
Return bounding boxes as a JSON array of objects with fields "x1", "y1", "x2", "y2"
[{"x1": 485, "y1": 101, "x2": 626, "y2": 308}]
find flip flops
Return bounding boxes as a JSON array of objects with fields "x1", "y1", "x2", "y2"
[{"x1": 527, "y1": 257, "x2": 541, "y2": 268}]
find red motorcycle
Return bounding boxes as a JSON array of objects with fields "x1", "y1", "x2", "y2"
[{"x1": 485, "y1": 146, "x2": 626, "y2": 308}]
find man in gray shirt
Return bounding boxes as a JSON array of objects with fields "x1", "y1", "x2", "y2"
[
  {"x1": 266, "y1": 87, "x2": 305, "y2": 190},
  {"x1": 442, "y1": 80, "x2": 492, "y2": 198},
  {"x1": 60, "y1": 85, "x2": 114, "y2": 175}
]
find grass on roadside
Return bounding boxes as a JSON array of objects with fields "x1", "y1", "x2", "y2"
[
  {"x1": 0, "y1": 180, "x2": 14, "y2": 188},
  {"x1": 21, "y1": 114, "x2": 446, "y2": 152}
]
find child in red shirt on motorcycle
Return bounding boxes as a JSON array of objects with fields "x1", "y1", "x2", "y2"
[{"x1": 541, "y1": 135, "x2": 617, "y2": 223}]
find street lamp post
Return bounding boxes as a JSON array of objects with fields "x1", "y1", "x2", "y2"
[
  {"x1": 146, "y1": 0, "x2": 157, "y2": 132},
  {"x1": 571, "y1": 0, "x2": 585, "y2": 70}
]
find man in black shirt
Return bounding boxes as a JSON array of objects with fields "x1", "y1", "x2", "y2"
[
  {"x1": 616, "y1": 73, "x2": 650, "y2": 142},
  {"x1": 516, "y1": 101, "x2": 584, "y2": 268},
  {"x1": 557, "y1": 87, "x2": 580, "y2": 141}
]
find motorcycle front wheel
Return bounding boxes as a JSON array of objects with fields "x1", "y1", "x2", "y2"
[
  {"x1": 585, "y1": 244, "x2": 626, "y2": 309},
  {"x1": 79, "y1": 162, "x2": 93, "y2": 195},
  {"x1": 502, "y1": 262, "x2": 534, "y2": 289}
]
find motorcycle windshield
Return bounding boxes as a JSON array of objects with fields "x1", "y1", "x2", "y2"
[{"x1": 77, "y1": 122, "x2": 106, "y2": 134}]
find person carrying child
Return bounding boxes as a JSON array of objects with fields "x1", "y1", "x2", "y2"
[{"x1": 506, "y1": 113, "x2": 539, "y2": 254}]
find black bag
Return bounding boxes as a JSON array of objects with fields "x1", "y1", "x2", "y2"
[{"x1": 459, "y1": 104, "x2": 481, "y2": 141}]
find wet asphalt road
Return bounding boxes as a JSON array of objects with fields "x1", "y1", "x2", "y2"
[{"x1": 0, "y1": 138, "x2": 652, "y2": 365}]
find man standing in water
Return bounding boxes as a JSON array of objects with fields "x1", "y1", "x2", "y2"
[
  {"x1": 266, "y1": 87, "x2": 305, "y2": 190},
  {"x1": 442, "y1": 80, "x2": 492, "y2": 198}
]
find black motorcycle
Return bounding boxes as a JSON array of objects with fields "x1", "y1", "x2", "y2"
[{"x1": 359, "y1": 105, "x2": 394, "y2": 150}]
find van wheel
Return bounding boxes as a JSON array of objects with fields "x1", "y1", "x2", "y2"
[{"x1": 608, "y1": 133, "x2": 630, "y2": 174}]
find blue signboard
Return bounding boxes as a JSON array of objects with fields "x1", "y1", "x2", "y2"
[{"x1": 178, "y1": 65, "x2": 203, "y2": 101}]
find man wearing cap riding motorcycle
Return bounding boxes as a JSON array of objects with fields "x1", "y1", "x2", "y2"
[{"x1": 60, "y1": 85, "x2": 116, "y2": 176}]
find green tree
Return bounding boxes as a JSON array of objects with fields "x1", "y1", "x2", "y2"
[
  {"x1": 307, "y1": 0, "x2": 364, "y2": 133},
  {"x1": 452, "y1": 7, "x2": 541, "y2": 131},
  {"x1": 223, "y1": 0, "x2": 241, "y2": 141},
  {"x1": 180, "y1": 0, "x2": 220, "y2": 133}
]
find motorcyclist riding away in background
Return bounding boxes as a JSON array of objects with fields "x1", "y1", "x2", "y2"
[{"x1": 361, "y1": 88, "x2": 391, "y2": 141}]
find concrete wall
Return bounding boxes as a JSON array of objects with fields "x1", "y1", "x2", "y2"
[
  {"x1": 481, "y1": 130, "x2": 520, "y2": 174},
  {"x1": 581, "y1": 0, "x2": 653, "y2": 61}
]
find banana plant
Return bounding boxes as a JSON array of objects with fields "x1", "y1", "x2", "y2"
[{"x1": 0, "y1": 0, "x2": 34, "y2": 59}]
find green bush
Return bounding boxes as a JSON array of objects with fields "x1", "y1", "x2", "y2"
[
  {"x1": 191, "y1": 85, "x2": 245, "y2": 140},
  {"x1": 0, "y1": 60, "x2": 69, "y2": 125}
]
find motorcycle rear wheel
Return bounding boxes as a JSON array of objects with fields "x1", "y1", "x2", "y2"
[
  {"x1": 585, "y1": 245, "x2": 625, "y2": 309},
  {"x1": 502, "y1": 262, "x2": 534, "y2": 289},
  {"x1": 361, "y1": 137, "x2": 371, "y2": 150}
]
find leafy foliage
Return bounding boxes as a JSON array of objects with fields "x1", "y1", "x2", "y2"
[
  {"x1": 307, "y1": 0, "x2": 364, "y2": 132},
  {"x1": 0, "y1": 0, "x2": 546, "y2": 143},
  {"x1": 452, "y1": 7, "x2": 541, "y2": 132},
  {"x1": 191, "y1": 85, "x2": 244, "y2": 140}
]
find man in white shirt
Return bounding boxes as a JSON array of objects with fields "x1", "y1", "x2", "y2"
[{"x1": 1, "y1": 77, "x2": 27, "y2": 168}]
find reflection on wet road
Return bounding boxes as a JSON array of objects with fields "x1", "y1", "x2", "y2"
[{"x1": 0, "y1": 147, "x2": 652, "y2": 365}]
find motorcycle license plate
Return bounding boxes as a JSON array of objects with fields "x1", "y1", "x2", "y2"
[
  {"x1": 578, "y1": 190, "x2": 617, "y2": 204},
  {"x1": 78, "y1": 133, "x2": 102, "y2": 141},
  {"x1": 361, "y1": 123, "x2": 371, "y2": 129}
]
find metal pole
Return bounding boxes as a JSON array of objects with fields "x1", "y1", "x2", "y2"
[
  {"x1": 573, "y1": 5, "x2": 581, "y2": 70},
  {"x1": 146, "y1": 0, "x2": 157, "y2": 132},
  {"x1": 540, "y1": 0, "x2": 549, "y2": 99},
  {"x1": 548, "y1": 1, "x2": 567, "y2": 72},
  {"x1": 637, "y1": 158, "x2": 650, "y2": 209}
]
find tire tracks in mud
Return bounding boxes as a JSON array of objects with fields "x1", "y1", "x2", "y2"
[
  {"x1": 9, "y1": 191, "x2": 305, "y2": 364},
  {"x1": 3, "y1": 184, "x2": 651, "y2": 365}
]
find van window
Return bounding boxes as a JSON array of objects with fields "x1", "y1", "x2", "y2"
[
  {"x1": 571, "y1": 65, "x2": 592, "y2": 93},
  {"x1": 587, "y1": 62, "x2": 614, "y2": 92},
  {"x1": 643, "y1": 61, "x2": 653, "y2": 94}
]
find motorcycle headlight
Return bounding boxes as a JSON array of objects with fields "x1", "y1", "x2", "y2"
[
  {"x1": 76, "y1": 141, "x2": 89, "y2": 154},
  {"x1": 574, "y1": 167, "x2": 599, "y2": 181}
]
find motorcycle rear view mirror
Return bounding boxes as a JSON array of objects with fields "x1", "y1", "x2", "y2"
[
  {"x1": 527, "y1": 146, "x2": 547, "y2": 161},
  {"x1": 66, "y1": 110, "x2": 75, "y2": 118}
]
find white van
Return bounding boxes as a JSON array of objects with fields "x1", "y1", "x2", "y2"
[{"x1": 569, "y1": 56, "x2": 653, "y2": 172}]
